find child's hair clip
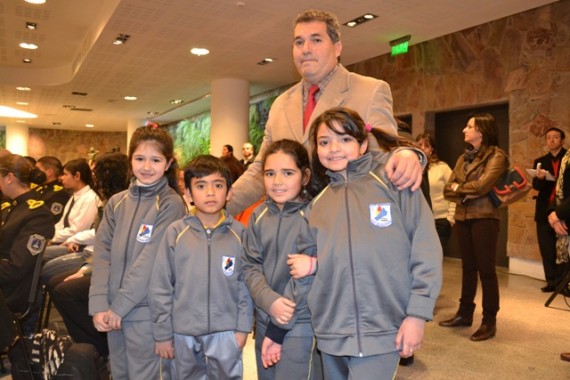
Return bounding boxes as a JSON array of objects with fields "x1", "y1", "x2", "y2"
[
  {"x1": 364, "y1": 123, "x2": 373, "y2": 132},
  {"x1": 146, "y1": 121, "x2": 160, "y2": 129}
]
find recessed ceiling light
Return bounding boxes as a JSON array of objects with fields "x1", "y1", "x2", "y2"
[
  {"x1": 16, "y1": 120, "x2": 27, "y2": 123},
  {"x1": 16, "y1": 87, "x2": 31, "y2": 91},
  {"x1": 26, "y1": 22, "x2": 38, "y2": 30},
  {"x1": 343, "y1": 13, "x2": 378, "y2": 28},
  {"x1": 23, "y1": 58, "x2": 32, "y2": 63},
  {"x1": 16, "y1": 102, "x2": 29, "y2": 106},
  {"x1": 52, "y1": 122, "x2": 61, "y2": 126},
  {"x1": 190, "y1": 48, "x2": 209, "y2": 56},
  {"x1": 19, "y1": 42, "x2": 38, "y2": 50},
  {"x1": 25, "y1": 0, "x2": 46, "y2": 4},
  {"x1": 85, "y1": 124, "x2": 94, "y2": 128},
  {"x1": 257, "y1": 58, "x2": 275, "y2": 65},
  {"x1": 113, "y1": 34, "x2": 130, "y2": 45},
  {"x1": 147, "y1": 111, "x2": 159, "y2": 115},
  {"x1": 170, "y1": 99, "x2": 184, "y2": 105},
  {"x1": 124, "y1": 96, "x2": 137, "y2": 101}
]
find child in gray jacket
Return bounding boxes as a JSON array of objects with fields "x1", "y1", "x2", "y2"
[{"x1": 150, "y1": 155, "x2": 253, "y2": 379}]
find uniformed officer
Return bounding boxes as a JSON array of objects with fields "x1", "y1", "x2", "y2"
[
  {"x1": 35, "y1": 156, "x2": 71, "y2": 224},
  {"x1": 0, "y1": 154, "x2": 55, "y2": 317}
]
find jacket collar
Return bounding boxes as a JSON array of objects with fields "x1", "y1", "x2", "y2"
[
  {"x1": 128, "y1": 176, "x2": 169, "y2": 198},
  {"x1": 263, "y1": 197, "x2": 307, "y2": 214},
  {"x1": 327, "y1": 152, "x2": 378, "y2": 186}
]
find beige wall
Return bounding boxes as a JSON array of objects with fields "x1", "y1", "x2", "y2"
[
  {"x1": 348, "y1": 1, "x2": 570, "y2": 261},
  {"x1": 28, "y1": 128, "x2": 127, "y2": 165}
]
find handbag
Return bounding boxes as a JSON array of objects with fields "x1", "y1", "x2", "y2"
[{"x1": 488, "y1": 164, "x2": 532, "y2": 207}]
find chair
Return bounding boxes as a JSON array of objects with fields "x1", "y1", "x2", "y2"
[{"x1": 0, "y1": 290, "x2": 34, "y2": 380}]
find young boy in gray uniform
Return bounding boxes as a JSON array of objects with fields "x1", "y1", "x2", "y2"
[{"x1": 150, "y1": 155, "x2": 253, "y2": 379}]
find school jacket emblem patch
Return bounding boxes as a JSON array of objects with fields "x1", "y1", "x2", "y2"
[
  {"x1": 136, "y1": 224, "x2": 153, "y2": 243},
  {"x1": 369, "y1": 203, "x2": 392, "y2": 227},
  {"x1": 222, "y1": 256, "x2": 235, "y2": 276}
]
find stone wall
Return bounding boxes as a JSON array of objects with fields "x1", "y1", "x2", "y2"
[
  {"x1": 348, "y1": 1, "x2": 570, "y2": 261},
  {"x1": 28, "y1": 128, "x2": 127, "y2": 165}
]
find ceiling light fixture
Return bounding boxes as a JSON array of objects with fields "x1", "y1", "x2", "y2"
[
  {"x1": 124, "y1": 96, "x2": 137, "y2": 101},
  {"x1": 257, "y1": 58, "x2": 275, "y2": 65},
  {"x1": 0, "y1": 105, "x2": 37, "y2": 118},
  {"x1": 147, "y1": 111, "x2": 159, "y2": 115},
  {"x1": 25, "y1": 0, "x2": 46, "y2": 4},
  {"x1": 85, "y1": 124, "x2": 94, "y2": 128},
  {"x1": 23, "y1": 58, "x2": 32, "y2": 63},
  {"x1": 19, "y1": 42, "x2": 38, "y2": 49},
  {"x1": 113, "y1": 34, "x2": 130, "y2": 45},
  {"x1": 16, "y1": 87, "x2": 31, "y2": 91},
  {"x1": 343, "y1": 13, "x2": 378, "y2": 28},
  {"x1": 26, "y1": 22, "x2": 38, "y2": 30},
  {"x1": 16, "y1": 102, "x2": 29, "y2": 106},
  {"x1": 170, "y1": 99, "x2": 184, "y2": 105},
  {"x1": 190, "y1": 48, "x2": 209, "y2": 56}
]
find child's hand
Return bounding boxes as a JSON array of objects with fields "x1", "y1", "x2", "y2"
[
  {"x1": 63, "y1": 269, "x2": 85, "y2": 282},
  {"x1": 107, "y1": 309, "x2": 123, "y2": 330},
  {"x1": 269, "y1": 297, "x2": 296, "y2": 325},
  {"x1": 155, "y1": 340, "x2": 174, "y2": 359},
  {"x1": 234, "y1": 332, "x2": 248, "y2": 350},
  {"x1": 386, "y1": 149, "x2": 423, "y2": 191},
  {"x1": 287, "y1": 254, "x2": 316, "y2": 279},
  {"x1": 261, "y1": 337, "x2": 282, "y2": 368},
  {"x1": 395, "y1": 316, "x2": 425, "y2": 358},
  {"x1": 92, "y1": 312, "x2": 111, "y2": 332}
]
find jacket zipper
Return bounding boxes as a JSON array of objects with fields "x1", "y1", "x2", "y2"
[
  {"x1": 345, "y1": 172, "x2": 363, "y2": 357},
  {"x1": 206, "y1": 228, "x2": 212, "y2": 332},
  {"x1": 268, "y1": 211, "x2": 283, "y2": 288},
  {"x1": 119, "y1": 190, "x2": 141, "y2": 288}
]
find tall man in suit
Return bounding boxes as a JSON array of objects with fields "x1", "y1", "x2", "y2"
[
  {"x1": 533, "y1": 127, "x2": 566, "y2": 292},
  {"x1": 227, "y1": 9, "x2": 424, "y2": 214}
]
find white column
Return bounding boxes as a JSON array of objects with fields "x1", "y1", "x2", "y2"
[
  {"x1": 6, "y1": 123, "x2": 29, "y2": 156},
  {"x1": 210, "y1": 78, "x2": 249, "y2": 158},
  {"x1": 127, "y1": 119, "x2": 146, "y2": 154}
]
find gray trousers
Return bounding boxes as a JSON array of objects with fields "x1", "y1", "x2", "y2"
[
  {"x1": 320, "y1": 351, "x2": 399, "y2": 380},
  {"x1": 255, "y1": 322, "x2": 321, "y2": 380},
  {"x1": 172, "y1": 330, "x2": 243, "y2": 380},
  {"x1": 107, "y1": 320, "x2": 171, "y2": 380}
]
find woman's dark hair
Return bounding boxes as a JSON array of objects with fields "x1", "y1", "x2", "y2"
[
  {"x1": 93, "y1": 152, "x2": 129, "y2": 201},
  {"x1": 0, "y1": 154, "x2": 33, "y2": 185},
  {"x1": 128, "y1": 125, "x2": 178, "y2": 191},
  {"x1": 415, "y1": 132, "x2": 440, "y2": 164},
  {"x1": 308, "y1": 107, "x2": 415, "y2": 194},
  {"x1": 63, "y1": 158, "x2": 94, "y2": 188},
  {"x1": 262, "y1": 139, "x2": 312, "y2": 200},
  {"x1": 468, "y1": 113, "x2": 499, "y2": 148},
  {"x1": 37, "y1": 156, "x2": 64, "y2": 177}
]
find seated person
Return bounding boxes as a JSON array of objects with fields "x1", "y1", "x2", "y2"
[
  {"x1": 0, "y1": 154, "x2": 54, "y2": 334},
  {"x1": 35, "y1": 156, "x2": 71, "y2": 224},
  {"x1": 43, "y1": 159, "x2": 99, "y2": 262}
]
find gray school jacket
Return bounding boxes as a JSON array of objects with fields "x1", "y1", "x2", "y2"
[
  {"x1": 150, "y1": 210, "x2": 253, "y2": 341},
  {"x1": 89, "y1": 177, "x2": 186, "y2": 321},
  {"x1": 242, "y1": 198, "x2": 312, "y2": 330},
  {"x1": 298, "y1": 151, "x2": 442, "y2": 357}
]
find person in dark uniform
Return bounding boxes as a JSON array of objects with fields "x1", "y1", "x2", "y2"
[
  {"x1": 35, "y1": 156, "x2": 71, "y2": 224},
  {"x1": 533, "y1": 127, "x2": 567, "y2": 292},
  {"x1": 0, "y1": 154, "x2": 54, "y2": 335}
]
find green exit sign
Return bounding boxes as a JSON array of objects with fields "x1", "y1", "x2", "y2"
[{"x1": 391, "y1": 41, "x2": 409, "y2": 56}]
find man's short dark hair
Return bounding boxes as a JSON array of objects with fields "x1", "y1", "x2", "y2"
[
  {"x1": 295, "y1": 9, "x2": 341, "y2": 43},
  {"x1": 545, "y1": 127, "x2": 565, "y2": 141}
]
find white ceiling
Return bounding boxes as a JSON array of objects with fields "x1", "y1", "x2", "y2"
[{"x1": 0, "y1": 0, "x2": 558, "y2": 132}]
